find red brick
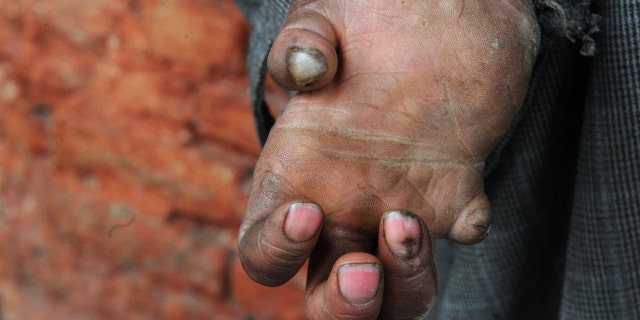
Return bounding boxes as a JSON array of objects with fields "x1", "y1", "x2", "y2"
[
  {"x1": 230, "y1": 255, "x2": 307, "y2": 320},
  {"x1": 134, "y1": 0, "x2": 250, "y2": 77},
  {"x1": 195, "y1": 77, "x2": 261, "y2": 156},
  {"x1": 25, "y1": 0, "x2": 129, "y2": 48},
  {"x1": 0, "y1": 0, "x2": 273, "y2": 318}
]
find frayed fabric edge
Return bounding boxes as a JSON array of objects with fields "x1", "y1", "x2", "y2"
[{"x1": 534, "y1": 0, "x2": 601, "y2": 56}]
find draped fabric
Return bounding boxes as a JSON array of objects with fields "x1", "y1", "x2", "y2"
[
  {"x1": 233, "y1": 0, "x2": 290, "y2": 145},
  {"x1": 234, "y1": 0, "x2": 640, "y2": 318}
]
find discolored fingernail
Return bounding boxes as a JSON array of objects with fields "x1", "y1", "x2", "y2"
[
  {"x1": 452, "y1": 205, "x2": 492, "y2": 244},
  {"x1": 286, "y1": 46, "x2": 328, "y2": 87},
  {"x1": 337, "y1": 263, "x2": 381, "y2": 305},
  {"x1": 473, "y1": 221, "x2": 492, "y2": 240},
  {"x1": 284, "y1": 202, "x2": 322, "y2": 242},
  {"x1": 383, "y1": 211, "x2": 422, "y2": 260}
]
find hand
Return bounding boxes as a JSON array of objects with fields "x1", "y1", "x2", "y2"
[
  {"x1": 239, "y1": 0, "x2": 539, "y2": 318},
  {"x1": 241, "y1": 204, "x2": 437, "y2": 318}
]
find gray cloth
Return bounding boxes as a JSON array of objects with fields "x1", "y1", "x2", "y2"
[
  {"x1": 234, "y1": 0, "x2": 290, "y2": 145},
  {"x1": 234, "y1": 0, "x2": 640, "y2": 318}
]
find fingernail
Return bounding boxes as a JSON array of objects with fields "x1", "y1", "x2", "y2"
[
  {"x1": 338, "y1": 263, "x2": 380, "y2": 305},
  {"x1": 284, "y1": 202, "x2": 322, "y2": 242},
  {"x1": 383, "y1": 211, "x2": 422, "y2": 260},
  {"x1": 453, "y1": 205, "x2": 492, "y2": 244},
  {"x1": 473, "y1": 222, "x2": 492, "y2": 240},
  {"x1": 467, "y1": 207, "x2": 492, "y2": 240},
  {"x1": 286, "y1": 46, "x2": 328, "y2": 87}
]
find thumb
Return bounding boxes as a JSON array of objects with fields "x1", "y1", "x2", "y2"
[{"x1": 268, "y1": 0, "x2": 339, "y2": 91}]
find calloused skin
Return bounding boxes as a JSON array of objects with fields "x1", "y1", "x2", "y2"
[{"x1": 238, "y1": 0, "x2": 540, "y2": 318}]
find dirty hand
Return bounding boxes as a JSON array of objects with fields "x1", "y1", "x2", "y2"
[{"x1": 239, "y1": 0, "x2": 540, "y2": 318}]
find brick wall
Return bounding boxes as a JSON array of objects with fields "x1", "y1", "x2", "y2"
[{"x1": 0, "y1": 1, "x2": 305, "y2": 319}]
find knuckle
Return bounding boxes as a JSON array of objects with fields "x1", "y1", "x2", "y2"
[
  {"x1": 237, "y1": 227, "x2": 304, "y2": 287},
  {"x1": 238, "y1": 249, "x2": 280, "y2": 286},
  {"x1": 240, "y1": 233, "x2": 308, "y2": 287},
  {"x1": 261, "y1": 235, "x2": 308, "y2": 269}
]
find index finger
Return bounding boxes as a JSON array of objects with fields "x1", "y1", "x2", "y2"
[{"x1": 238, "y1": 200, "x2": 323, "y2": 287}]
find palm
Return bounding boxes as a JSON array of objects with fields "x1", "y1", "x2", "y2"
[{"x1": 250, "y1": 0, "x2": 539, "y2": 242}]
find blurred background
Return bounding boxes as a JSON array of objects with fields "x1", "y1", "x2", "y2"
[{"x1": 0, "y1": 0, "x2": 305, "y2": 319}]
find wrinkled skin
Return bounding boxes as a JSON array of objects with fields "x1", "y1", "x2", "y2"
[{"x1": 238, "y1": 0, "x2": 540, "y2": 318}]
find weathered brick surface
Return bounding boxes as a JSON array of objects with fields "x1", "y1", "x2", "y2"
[{"x1": 0, "y1": 1, "x2": 303, "y2": 319}]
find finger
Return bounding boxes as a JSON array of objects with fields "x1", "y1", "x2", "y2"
[
  {"x1": 378, "y1": 211, "x2": 437, "y2": 319},
  {"x1": 305, "y1": 221, "x2": 378, "y2": 292},
  {"x1": 448, "y1": 192, "x2": 492, "y2": 245},
  {"x1": 238, "y1": 201, "x2": 323, "y2": 287},
  {"x1": 268, "y1": 0, "x2": 339, "y2": 91},
  {"x1": 306, "y1": 253, "x2": 384, "y2": 319}
]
